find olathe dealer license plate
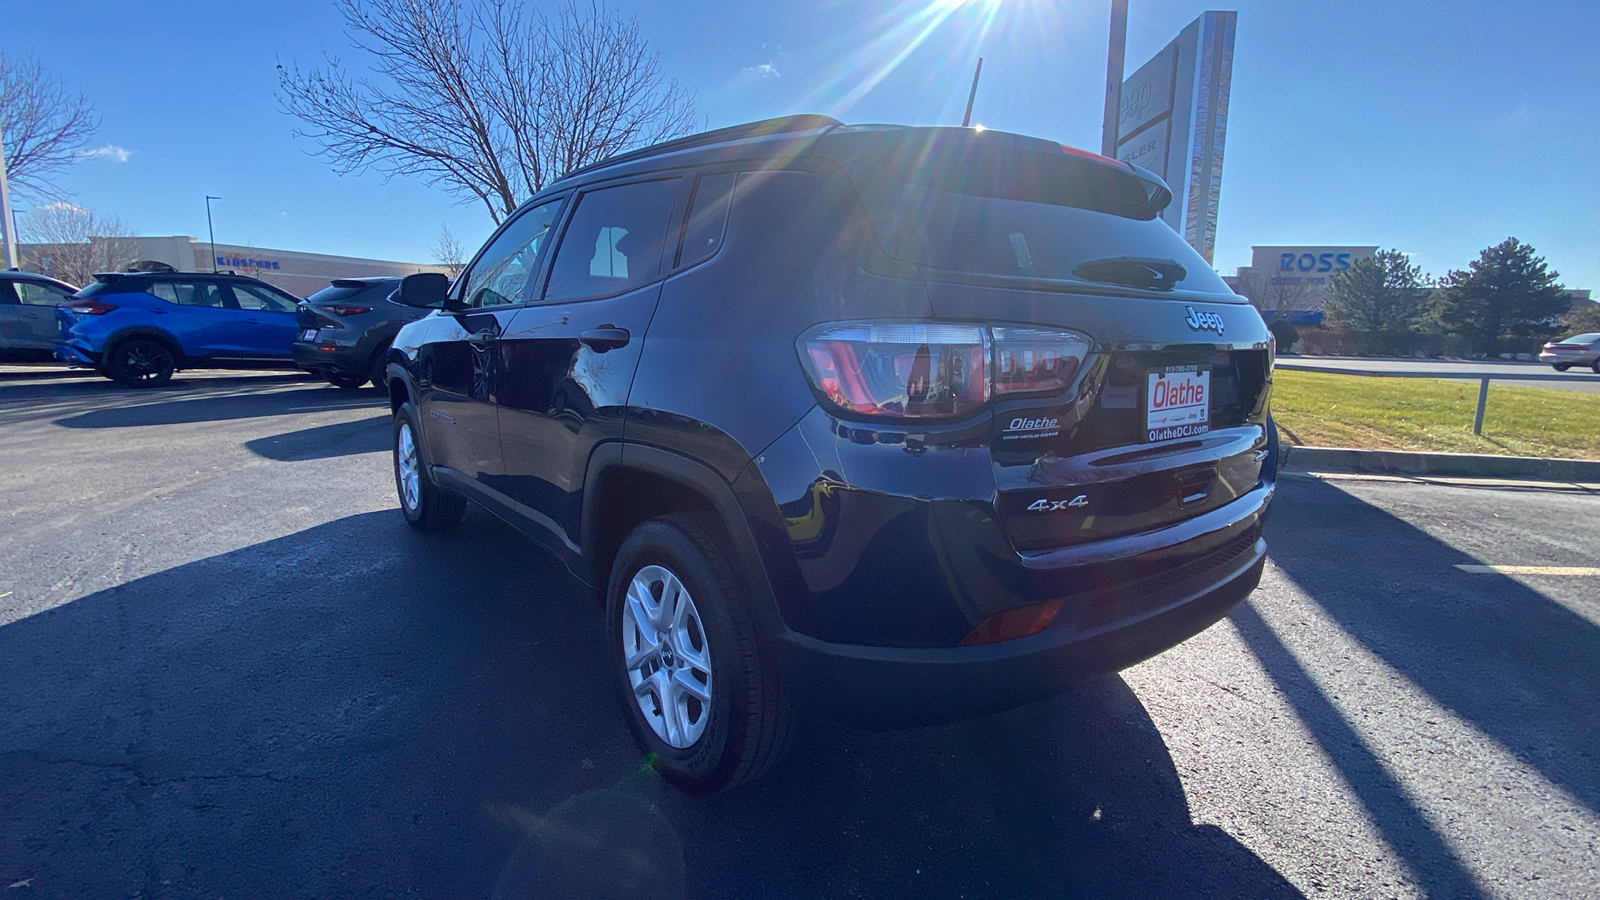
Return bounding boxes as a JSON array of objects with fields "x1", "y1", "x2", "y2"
[{"x1": 1146, "y1": 364, "x2": 1210, "y2": 442}]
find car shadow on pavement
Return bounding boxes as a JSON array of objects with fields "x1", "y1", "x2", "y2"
[
  {"x1": 245, "y1": 415, "x2": 392, "y2": 461},
  {"x1": 52, "y1": 383, "x2": 384, "y2": 429},
  {"x1": 0, "y1": 508, "x2": 1299, "y2": 899},
  {"x1": 1247, "y1": 474, "x2": 1600, "y2": 897}
]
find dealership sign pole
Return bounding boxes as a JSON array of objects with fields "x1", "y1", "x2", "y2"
[
  {"x1": 0, "y1": 126, "x2": 16, "y2": 270},
  {"x1": 1113, "y1": 11, "x2": 1236, "y2": 265},
  {"x1": 1101, "y1": 0, "x2": 1129, "y2": 158}
]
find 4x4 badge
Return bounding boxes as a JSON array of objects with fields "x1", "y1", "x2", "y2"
[
  {"x1": 1184, "y1": 306, "x2": 1225, "y2": 335},
  {"x1": 1027, "y1": 495, "x2": 1089, "y2": 512}
]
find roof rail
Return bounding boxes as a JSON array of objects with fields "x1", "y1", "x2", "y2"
[{"x1": 559, "y1": 115, "x2": 842, "y2": 182}]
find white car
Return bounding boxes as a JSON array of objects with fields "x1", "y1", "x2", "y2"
[{"x1": 1538, "y1": 333, "x2": 1600, "y2": 373}]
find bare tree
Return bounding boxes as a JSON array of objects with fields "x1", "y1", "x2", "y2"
[
  {"x1": 0, "y1": 52, "x2": 100, "y2": 199},
  {"x1": 19, "y1": 204, "x2": 140, "y2": 287},
  {"x1": 1234, "y1": 269, "x2": 1316, "y2": 320},
  {"x1": 277, "y1": 0, "x2": 696, "y2": 224},
  {"x1": 430, "y1": 224, "x2": 467, "y2": 276}
]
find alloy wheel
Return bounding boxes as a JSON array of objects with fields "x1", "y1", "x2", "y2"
[
  {"x1": 396, "y1": 422, "x2": 421, "y2": 512},
  {"x1": 622, "y1": 564, "x2": 714, "y2": 749}
]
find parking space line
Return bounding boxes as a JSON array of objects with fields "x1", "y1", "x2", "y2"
[{"x1": 1455, "y1": 565, "x2": 1600, "y2": 576}]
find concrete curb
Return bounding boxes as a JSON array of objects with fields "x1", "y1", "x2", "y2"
[{"x1": 1283, "y1": 446, "x2": 1600, "y2": 482}]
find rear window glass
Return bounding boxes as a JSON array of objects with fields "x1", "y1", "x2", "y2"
[
  {"x1": 1560, "y1": 333, "x2": 1600, "y2": 343},
  {"x1": 307, "y1": 284, "x2": 369, "y2": 305},
  {"x1": 846, "y1": 144, "x2": 1229, "y2": 294},
  {"x1": 75, "y1": 280, "x2": 126, "y2": 299}
]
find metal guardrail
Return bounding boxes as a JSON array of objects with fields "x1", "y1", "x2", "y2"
[{"x1": 1274, "y1": 361, "x2": 1599, "y2": 435}]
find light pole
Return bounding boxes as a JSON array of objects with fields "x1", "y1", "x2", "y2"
[
  {"x1": 962, "y1": 57, "x2": 984, "y2": 127},
  {"x1": 1101, "y1": 0, "x2": 1129, "y2": 158},
  {"x1": 0, "y1": 126, "x2": 17, "y2": 270},
  {"x1": 205, "y1": 195, "x2": 221, "y2": 273}
]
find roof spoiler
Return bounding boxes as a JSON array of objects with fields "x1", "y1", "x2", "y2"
[{"x1": 561, "y1": 115, "x2": 842, "y2": 182}]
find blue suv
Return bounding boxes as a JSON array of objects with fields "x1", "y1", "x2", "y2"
[{"x1": 55, "y1": 272, "x2": 302, "y2": 386}]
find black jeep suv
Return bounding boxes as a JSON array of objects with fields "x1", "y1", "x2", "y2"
[{"x1": 384, "y1": 116, "x2": 1276, "y2": 793}]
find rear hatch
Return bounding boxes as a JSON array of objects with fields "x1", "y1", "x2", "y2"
[
  {"x1": 824, "y1": 127, "x2": 1272, "y2": 552},
  {"x1": 298, "y1": 279, "x2": 395, "y2": 336}
]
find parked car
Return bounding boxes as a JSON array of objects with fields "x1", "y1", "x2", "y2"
[
  {"x1": 55, "y1": 271, "x2": 301, "y2": 387},
  {"x1": 293, "y1": 276, "x2": 442, "y2": 391},
  {"x1": 1539, "y1": 333, "x2": 1600, "y2": 373},
  {"x1": 384, "y1": 116, "x2": 1277, "y2": 793},
  {"x1": 1, "y1": 271, "x2": 78, "y2": 363}
]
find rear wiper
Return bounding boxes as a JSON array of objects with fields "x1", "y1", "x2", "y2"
[{"x1": 1072, "y1": 256, "x2": 1187, "y2": 292}]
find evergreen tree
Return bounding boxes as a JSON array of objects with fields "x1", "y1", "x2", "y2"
[
  {"x1": 1430, "y1": 238, "x2": 1568, "y2": 355},
  {"x1": 1323, "y1": 249, "x2": 1429, "y2": 335}
]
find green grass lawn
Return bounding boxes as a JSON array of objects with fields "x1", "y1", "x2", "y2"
[{"x1": 1271, "y1": 369, "x2": 1600, "y2": 460}]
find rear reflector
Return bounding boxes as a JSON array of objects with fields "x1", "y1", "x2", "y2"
[{"x1": 960, "y1": 600, "x2": 1063, "y2": 646}]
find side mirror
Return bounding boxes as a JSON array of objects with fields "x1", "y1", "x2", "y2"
[{"x1": 398, "y1": 272, "x2": 451, "y2": 309}]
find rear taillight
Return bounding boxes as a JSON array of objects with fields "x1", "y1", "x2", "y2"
[
  {"x1": 799, "y1": 322, "x2": 1090, "y2": 419},
  {"x1": 992, "y1": 327, "x2": 1087, "y2": 396},
  {"x1": 322, "y1": 305, "x2": 372, "y2": 317},
  {"x1": 64, "y1": 299, "x2": 118, "y2": 315}
]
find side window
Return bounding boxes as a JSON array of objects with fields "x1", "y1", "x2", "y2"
[
  {"x1": 544, "y1": 178, "x2": 680, "y2": 303},
  {"x1": 232, "y1": 284, "x2": 299, "y2": 313},
  {"x1": 151, "y1": 282, "x2": 228, "y2": 308},
  {"x1": 15, "y1": 282, "x2": 75, "y2": 305},
  {"x1": 461, "y1": 198, "x2": 564, "y2": 309},
  {"x1": 677, "y1": 173, "x2": 735, "y2": 269}
]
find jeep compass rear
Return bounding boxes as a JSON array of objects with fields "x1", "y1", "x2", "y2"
[{"x1": 385, "y1": 116, "x2": 1274, "y2": 794}]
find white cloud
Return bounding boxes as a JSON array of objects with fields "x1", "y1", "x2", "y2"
[
  {"x1": 39, "y1": 200, "x2": 89, "y2": 213},
  {"x1": 77, "y1": 144, "x2": 133, "y2": 163},
  {"x1": 741, "y1": 62, "x2": 780, "y2": 79}
]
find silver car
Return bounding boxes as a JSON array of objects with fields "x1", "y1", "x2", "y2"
[
  {"x1": 1, "y1": 272, "x2": 79, "y2": 363},
  {"x1": 1539, "y1": 332, "x2": 1600, "y2": 373}
]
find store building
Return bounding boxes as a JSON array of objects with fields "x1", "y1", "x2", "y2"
[
  {"x1": 21, "y1": 235, "x2": 448, "y2": 298},
  {"x1": 1222, "y1": 245, "x2": 1379, "y2": 323}
]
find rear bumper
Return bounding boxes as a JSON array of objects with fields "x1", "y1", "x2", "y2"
[
  {"x1": 54, "y1": 343, "x2": 97, "y2": 367},
  {"x1": 1539, "y1": 350, "x2": 1597, "y2": 365},
  {"x1": 772, "y1": 529, "x2": 1264, "y2": 728},
  {"x1": 292, "y1": 340, "x2": 366, "y2": 375}
]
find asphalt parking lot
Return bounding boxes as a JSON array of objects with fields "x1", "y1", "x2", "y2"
[{"x1": 2, "y1": 369, "x2": 1597, "y2": 899}]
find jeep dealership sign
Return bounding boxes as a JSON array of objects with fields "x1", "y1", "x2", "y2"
[{"x1": 1116, "y1": 11, "x2": 1236, "y2": 265}]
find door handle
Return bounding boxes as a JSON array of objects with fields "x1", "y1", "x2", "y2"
[
  {"x1": 467, "y1": 329, "x2": 499, "y2": 343},
  {"x1": 579, "y1": 326, "x2": 630, "y2": 352}
]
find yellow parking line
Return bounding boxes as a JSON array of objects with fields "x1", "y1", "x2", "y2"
[{"x1": 1455, "y1": 565, "x2": 1600, "y2": 576}]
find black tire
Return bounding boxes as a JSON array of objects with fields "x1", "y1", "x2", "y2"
[
  {"x1": 368, "y1": 346, "x2": 391, "y2": 396},
  {"x1": 1552, "y1": 364, "x2": 1570, "y2": 372},
  {"x1": 1592, "y1": 359, "x2": 1600, "y2": 375},
  {"x1": 106, "y1": 337, "x2": 176, "y2": 387},
  {"x1": 329, "y1": 373, "x2": 369, "y2": 389},
  {"x1": 607, "y1": 511, "x2": 792, "y2": 794},
  {"x1": 393, "y1": 402, "x2": 467, "y2": 531}
]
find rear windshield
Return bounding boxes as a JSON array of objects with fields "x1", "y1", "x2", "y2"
[
  {"x1": 74, "y1": 279, "x2": 133, "y2": 299},
  {"x1": 845, "y1": 144, "x2": 1230, "y2": 295},
  {"x1": 302, "y1": 283, "x2": 374, "y2": 304},
  {"x1": 1559, "y1": 333, "x2": 1600, "y2": 344}
]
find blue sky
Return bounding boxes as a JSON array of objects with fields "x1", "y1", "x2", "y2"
[{"x1": 7, "y1": 0, "x2": 1599, "y2": 289}]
